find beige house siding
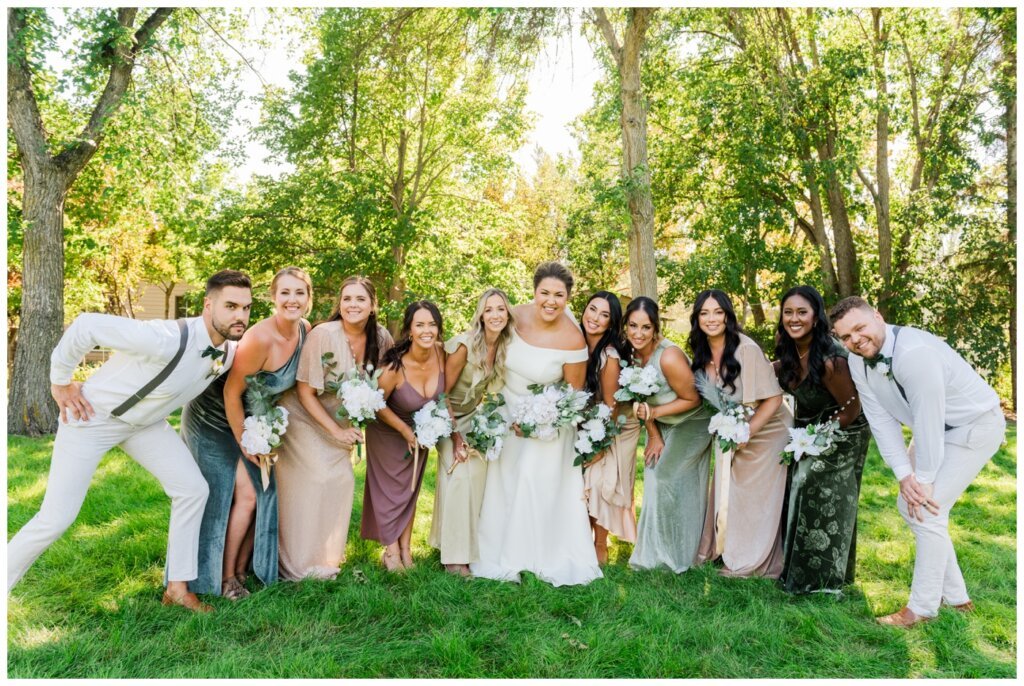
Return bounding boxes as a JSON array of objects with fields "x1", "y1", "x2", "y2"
[{"x1": 82, "y1": 281, "x2": 200, "y2": 364}]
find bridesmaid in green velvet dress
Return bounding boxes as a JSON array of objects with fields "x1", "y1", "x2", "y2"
[{"x1": 773, "y1": 285, "x2": 870, "y2": 594}]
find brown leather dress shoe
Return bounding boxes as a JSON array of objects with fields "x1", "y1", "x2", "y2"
[
  {"x1": 946, "y1": 600, "x2": 975, "y2": 613},
  {"x1": 161, "y1": 589, "x2": 214, "y2": 613},
  {"x1": 876, "y1": 606, "x2": 932, "y2": 628}
]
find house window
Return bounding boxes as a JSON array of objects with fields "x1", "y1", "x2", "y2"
[{"x1": 174, "y1": 296, "x2": 190, "y2": 319}]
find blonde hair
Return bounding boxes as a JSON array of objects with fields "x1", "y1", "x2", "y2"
[
  {"x1": 460, "y1": 288, "x2": 515, "y2": 401},
  {"x1": 270, "y1": 266, "x2": 314, "y2": 316}
]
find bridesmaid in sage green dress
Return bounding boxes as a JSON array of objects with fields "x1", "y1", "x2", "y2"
[
  {"x1": 625, "y1": 297, "x2": 711, "y2": 573},
  {"x1": 773, "y1": 285, "x2": 870, "y2": 594}
]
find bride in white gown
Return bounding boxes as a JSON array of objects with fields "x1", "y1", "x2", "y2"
[{"x1": 471, "y1": 262, "x2": 603, "y2": 586}]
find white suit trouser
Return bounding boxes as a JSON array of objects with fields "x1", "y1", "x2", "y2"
[
  {"x1": 7, "y1": 416, "x2": 209, "y2": 592},
  {"x1": 898, "y1": 407, "x2": 1006, "y2": 617}
]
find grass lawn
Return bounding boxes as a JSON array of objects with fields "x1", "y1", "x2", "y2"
[{"x1": 6, "y1": 419, "x2": 1016, "y2": 678}]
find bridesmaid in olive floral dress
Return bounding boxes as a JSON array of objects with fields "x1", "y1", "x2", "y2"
[{"x1": 773, "y1": 285, "x2": 870, "y2": 594}]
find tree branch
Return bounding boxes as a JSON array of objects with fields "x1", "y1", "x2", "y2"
[
  {"x1": 591, "y1": 8, "x2": 623, "y2": 70},
  {"x1": 6, "y1": 9, "x2": 52, "y2": 175}
]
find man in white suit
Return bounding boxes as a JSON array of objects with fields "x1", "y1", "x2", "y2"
[
  {"x1": 7, "y1": 270, "x2": 253, "y2": 613},
  {"x1": 830, "y1": 296, "x2": 1005, "y2": 627}
]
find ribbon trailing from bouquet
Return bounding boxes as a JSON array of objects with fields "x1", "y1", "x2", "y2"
[
  {"x1": 713, "y1": 441, "x2": 733, "y2": 557},
  {"x1": 259, "y1": 452, "x2": 278, "y2": 491},
  {"x1": 410, "y1": 439, "x2": 421, "y2": 493}
]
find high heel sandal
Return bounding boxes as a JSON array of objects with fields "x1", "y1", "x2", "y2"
[
  {"x1": 221, "y1": 576, "x2": 250, "y2": 601},
  {"x1": 381, "y1": 549, "x2": 404, "y2": 572}
]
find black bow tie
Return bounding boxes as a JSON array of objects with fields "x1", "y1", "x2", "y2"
[{"x1": 202, "y1": 345, "x2": 225, "y2": 360}]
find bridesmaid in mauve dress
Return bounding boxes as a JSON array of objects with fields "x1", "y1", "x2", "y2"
[
  {"x1": 693, "y1": 289, "x2": 792, "y2": 579},
  {"x1": 275, "y1": 276, "x2": 392, "y2": 581},
  {"x1": 363, "y1": 301, "x2": 446, "y2": 571}
]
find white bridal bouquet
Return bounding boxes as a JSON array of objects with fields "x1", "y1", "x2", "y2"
[
  {"x1": 612, "y1": 362, "x2": 663, "y2": 404},
  {"x1": 240, "y1": 374, "x2": 290, "y2": 490},
  {"x1": 510, "y1": 382, "x2": 591, "y2": 441},
  {"x1": 781, "y1": 418, "x2": 848, "y2": 465},
  {"x1": 572, "y1": 403, "x2": 626, "y2": 468},
  {"x1": 694, "y1": 372, "x2": 754, "y2": 453},
  {"x1": 464, "y1": 393, "x2": 508, "y2": 462},
  {"x1": 324, "y1": 353, "x2": 387, "y2": 459}
]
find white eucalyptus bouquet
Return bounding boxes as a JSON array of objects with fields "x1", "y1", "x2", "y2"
[
  {"x1": 695, "y1": 372, "x2": 754, "y2": 453},
  {"x1": 781, "y1": 418, "x2": 848, "y2": 466},
  {"x1": 240, "y1": 374, "x2": 290, "y2": 490},
  {"x1": 324, "y1": 353, "x2": 387, "y2": 459},
  {"x1": 465, "y1": 393, "x2": 508, "y2": 462},
  {"x1": 510, "y1": 382, "x2": 591, "y2": 441},
  {"x1": 612, "y1": 362, "x2": 663, "y2": 404},
  {"x1": 572, "y1": 403, "x2": 626, "y2": 468}
]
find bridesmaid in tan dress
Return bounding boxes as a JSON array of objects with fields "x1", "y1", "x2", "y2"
[
  {"x1": 429, "y1": 288, "x2": 515, "y2": 576},
  {"x1": 577, "y1": 291, "x2": 640, "y2": 564},
  {"x1": 276, "y1": 276, "x2": 393, "y2": 581},
  {"x1": 692, "y1": 289, "x2": 792, "y2": 578}
]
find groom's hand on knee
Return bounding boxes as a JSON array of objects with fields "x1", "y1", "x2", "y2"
[{"x1": 900, "y1": 474, "x2": 939, "y2": 522}]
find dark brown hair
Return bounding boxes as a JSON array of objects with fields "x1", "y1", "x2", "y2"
[
  {"x1": 828, "y1": 296, "x2": 873, "y2": 326},
  {"x1": 205, "y1": 270, "x2": 251, "y2": 296},
  {"x1": 533, "y1": 261, "x2": 574, "y2": 294}
]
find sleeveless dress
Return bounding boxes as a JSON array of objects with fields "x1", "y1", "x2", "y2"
[
  {"x1": 361, "y1": 355, "x2": 445, "y2": 546},
  {"x1": 629, "y1": 338, "x2": 714, "y2": 572},
  {"x1": 779, "y1": 344, "x2": 871, "y2": 593},
  {"x1": 582, "y1": 346, "x2": 642, "y2": 542},
  {"x1": 181, "y1": 325, "x2": 305, "y2": 595},
  {"x1": 276, "y1": 323, "x2": 393, "y2": 580},
  {"x1": 429, "y1": 332, "x2": 499, "y2": 565},
  {"x1": 470, "y1": 331, "x2": 602, "y2": 586},
  {"x1": 696, "y1": 333, "x2": 792, "y2": 578}
]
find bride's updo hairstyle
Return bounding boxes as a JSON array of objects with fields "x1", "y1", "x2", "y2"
[{"x1": 533, "y1": 261, "x2": 574, "y2": 295}]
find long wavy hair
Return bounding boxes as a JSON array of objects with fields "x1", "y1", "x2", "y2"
[
  {"x1": 580, "y1": 291, "x2": 628, "y2": 397},
  {"x1": 622, "y1": 296, "x2": 661, "y2": 362},
  {"x1": 774, "y1": 285, "x2": 835, "y2": 391},
  {"x1": 323, "y1": 276, "x2": 382, "y2": 372},
  {"x1": 382, "y1": 300, "x2": 444, "y2": 371},
  {"x1": 688, "y1": 289, "x2": 743, "y2": 394},
  {"x1": 461, "y1": 288, "x2": 515, "y2": 401}
]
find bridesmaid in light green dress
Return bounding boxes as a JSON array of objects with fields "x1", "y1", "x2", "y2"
[
  {"x1": 429, "y1": 288, "x2": 515, "y2": 576},
  {"x1": 626, "y1": 297, "x2": 711, "y2": 573}
]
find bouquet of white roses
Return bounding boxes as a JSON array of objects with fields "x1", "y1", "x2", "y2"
[
  {"x1": 572, "y1": 403, "x2": 626, "y2": 468},
  {"x1": 612, "y1": 361, "x2": 663, "y2": 404},
  {"x1": 464, "y1": 393, "x2": 508, "y2": 463},
  {"x1": 781, "y1": 418, "x2": 848, "y2": 466},
  {"x1": 694, "y1": 372, "x2": 754, "y2": 453},
  {"x1": 510, "y1": 382, "x2": 591, "y2": 441},
  {"x1": 324, "y1": 353, "x2": 387, "y2": 459},
  {"x1": 240, "y1": 374, "x2": 290, "y2": 490}
]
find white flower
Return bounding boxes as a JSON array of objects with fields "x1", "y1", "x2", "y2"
[
  {"x1": 785, "y1": 427, "x2": 826, "y2": 462},
  {"x1": 582, "y1": 418, "x2": 606, "y2": 441},
  {"x1": 412, "y1": 400, "x2": 453, "y2": 449},
  {"x1": 875, "y1": 362, "x2": 890, "y2": 376},
  {"x1": 574, "y1": 435, "x2": 594, "y2": 455},
  {"x1": 595, "y1": 404, "x2": 612, "y2": 421}
]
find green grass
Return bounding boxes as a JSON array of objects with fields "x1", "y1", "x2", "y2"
[{"x1": 7, "y1": 422, "x2": 1016, "y2": 678}]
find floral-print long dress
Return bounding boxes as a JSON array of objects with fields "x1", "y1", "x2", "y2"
[{"x1": 779, "y1": 346, "x2": 871, "y2": 594}]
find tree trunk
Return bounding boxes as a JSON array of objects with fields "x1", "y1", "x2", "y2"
[
  {"x1": 593, "y1": 7, "x2": 658, "y2": 299},
  {"x1": 7, "y1": 8, "x2": 174, "y2": 435},
  {"x1": 620, "y1": 9, "x2": 657, "y2": 299},
  {"x1": 745, "y1": 261, "x2": 766, "y2": 326},
  {"x1": 8, "y1": 167, "x2": 67, "y2": 435},
  {"x1": 870, "y1": 8, "x2": 894, "y2": 317},
  {"x1": 817, "y1": 133, "x2": 859, "y2": 297},
  {"x1": 387, "y1": 243, "x2": 406, "y2": 337},
  {"x1": 802, "y1": 161, "x2": 840, "y2": 300}
]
